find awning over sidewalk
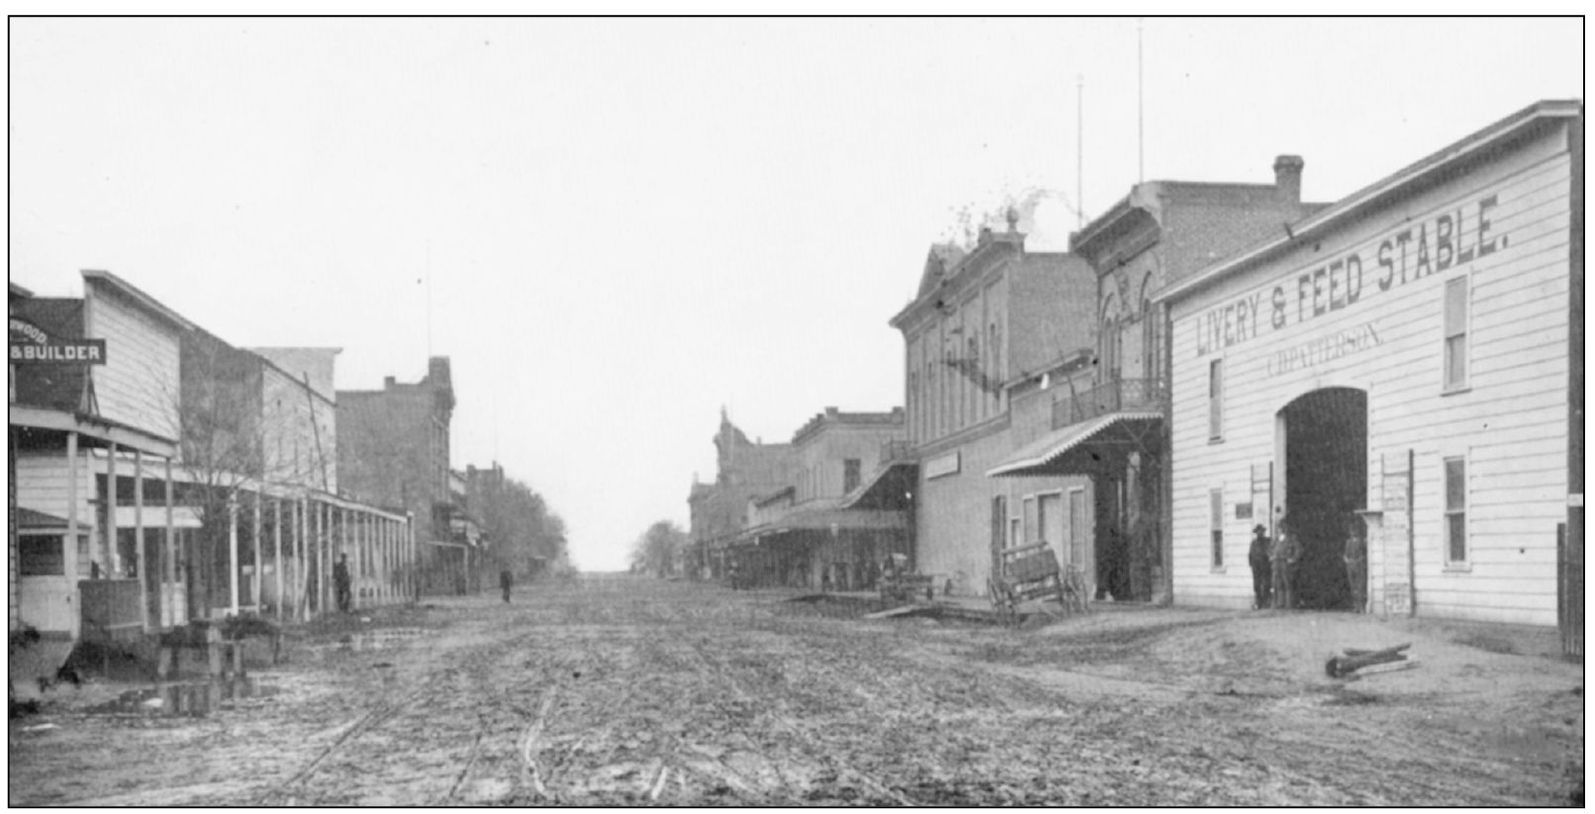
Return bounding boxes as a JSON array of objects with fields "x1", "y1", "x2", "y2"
[
  {"x1": 734, "y1": 507, "x2": 909, "y2": 546},
  {"x1": 839, "y1": 461, "x2": 917, "y2": 511},
  {"x1": 9, "y1": 404, "x2": 178, "y2": 458},
  {"x1": 986, "y1": 411, "x2": 1163, "y2": 478},
  {"x1": 14, "y1": 507, "x2": 70, "y2": 529}
]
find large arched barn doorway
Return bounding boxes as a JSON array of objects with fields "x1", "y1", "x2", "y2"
[{"x1": 1278, "y1": 387, "x2": 1367, "y2": 610}]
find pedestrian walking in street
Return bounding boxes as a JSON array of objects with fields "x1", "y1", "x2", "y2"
[
  {"x1": 1270, "y1": 510, "x2": 1300, "y2": 610},
  {"x1": 1248, "y1": 524, "x2": 1272, "y2": 610},
  {"x1": 1344, "y1": 515, "x2": 1368, "y2": 613},
  {"x1": 500, "y1": 568, "x2": 514, "y2": 603},
  {"x1": 334, "y1": 553, "x2": 353, "y2": 613}
]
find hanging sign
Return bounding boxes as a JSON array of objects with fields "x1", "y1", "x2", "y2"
[{"x1": 8, "y1": 317, "x2": 107, "y2": 365}]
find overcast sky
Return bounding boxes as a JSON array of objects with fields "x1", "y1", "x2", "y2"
[{"x1": 9, "y1": 17, "x2": 1582, "y2": 570}]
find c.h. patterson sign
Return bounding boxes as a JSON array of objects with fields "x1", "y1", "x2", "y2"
[{"x1": 8, "y1": 317, "x2": 106, "y2": 364}]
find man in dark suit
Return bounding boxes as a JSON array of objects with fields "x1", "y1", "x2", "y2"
[{"x1": 1248, "y1": 524, "x2": 1272, "y2": 610}]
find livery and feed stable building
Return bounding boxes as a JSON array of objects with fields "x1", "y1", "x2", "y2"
[{"x1": 1158, "y1": 100, "x2": 1582, "y2": 631}]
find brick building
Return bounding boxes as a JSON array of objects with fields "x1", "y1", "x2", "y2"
[
  {"x1": 889, "y1": 215, "x2": 1098, "y2": 597},
  {"x1": 686, "y1": 409, "x2": 796, "y2": 580},
  {"x1": 337, "y1": 357, "x2": 461, "y2": 594},
  {"x1": 990, "y1": 157, "x2": 1325, "y2": 604}
]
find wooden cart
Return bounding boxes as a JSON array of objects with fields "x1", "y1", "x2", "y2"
[
  {"x1": 878, "y1": 553, "x2": 936, "y2": 604},
  {"x1": 988, "y1": 543, "x2": 1089, "y2": 625}
]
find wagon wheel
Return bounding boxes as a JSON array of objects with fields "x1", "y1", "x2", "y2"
[
  {"x1": 1064, "y1": 567, "x2": 1090, "y2": 615},
  {"x1": 987, "y1": 578, "x2": 1016, "y2": 627}
]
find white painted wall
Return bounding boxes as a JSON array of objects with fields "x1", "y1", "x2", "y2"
[
  {"x1": 1166, "y1": 122, "x2": 1573, "y2": 626},
  {"x1": 84, "y1": 281, "x2": 181, "y2": 439}
]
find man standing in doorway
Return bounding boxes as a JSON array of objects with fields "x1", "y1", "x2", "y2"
[
  {"x1": 1271, "y1": 511, "x2": 1300, "y2": 610},
  {"x1": 1249, "y1": 524, "x2": 1272, "y2": 610},
  {"x1": 333, "y1": 553, "x2": 352, "y2": 613}
]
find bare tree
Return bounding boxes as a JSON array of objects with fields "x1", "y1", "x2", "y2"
[{"x1": 152, "y1": 332, "x2": 332, "y2": 617}]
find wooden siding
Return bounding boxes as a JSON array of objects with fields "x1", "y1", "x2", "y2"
[
  {"x1": 85, "y1": 283, "x2": 181, "y2": 438},
  {"x1": 16, "y1": 453, "x2": 96, "y2": 579},
  {"x1": 1166, "y1": 124, "x2": 1572, "y2": 625},
  {"x1": 261, "y1": 363, "x2": 338, "y2": 491}
]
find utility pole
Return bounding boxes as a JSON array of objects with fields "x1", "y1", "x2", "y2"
[
  {"x1": 1137, "y1": 19, "x2": 1145, "y2": 183},
  {"x1": 1077, "y1": 73, "x2": 1085, "y2": 230}
]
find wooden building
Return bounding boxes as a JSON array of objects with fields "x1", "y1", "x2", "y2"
[
  {"x1": 9, "y1": 271, "x2": 414, "y2": 648},
  {"x1": 1157, "y1": 100, "x2": 1582, "y2": 632}
]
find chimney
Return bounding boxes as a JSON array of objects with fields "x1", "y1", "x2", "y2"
[
  {"x1": 428, "y1": 356, "x2": 451, "y2": 385},
  {"x1": 825, "y1": 406, "x2": 839, "y2": 417},
  {"x1": 1273, "y1": 155, "x2": 1304, "y2": 203},
  {"x1": 383, "y1": 375, "x2": 396, "y2": 389}
]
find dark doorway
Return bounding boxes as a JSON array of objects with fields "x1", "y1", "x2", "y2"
[
  {"x1": 1281, "y1": 387, "x2": 1368, "y2": 610},
  {"x1": 1093, "y1": 472, "x2": 1132, "y2": 601}
]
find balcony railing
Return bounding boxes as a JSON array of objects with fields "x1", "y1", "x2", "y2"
[
  {"x1": 1052, "y1": 377, "x2": 1166, "y2": 430},
  {"x1": 880, "y1": 439, "x2": 914, "y2": 463}
]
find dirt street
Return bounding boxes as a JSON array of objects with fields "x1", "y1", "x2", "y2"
[{"x1": 7, "y1": 575, "x2": 1584, "y2": 806}]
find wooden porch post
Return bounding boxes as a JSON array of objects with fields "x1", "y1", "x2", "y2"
[
  {"x1": 361, "y1": 510, "x2": 369, "y2": 606},
  {"x1": 251, "y1": 492, "x2": 262, "y2": 611},
  {"x1": 106, "y1": 441, "x2": 119, "y2": 576},
  {"x1": 353, "y1": 509, "x2": 362, "y2": 608},
  {"x1": 165, "y1": 456, "x2": 176, "y2": 627},
  {"x1": 228, "y1": 497, "x2": 240, "y2": 615},
  {"x1": 378, "y1": 516, "x2": 386, "y2": 603},
  {"x1": 369, "y1": 512, "x2": 378, "y2": 604},
  {"x1": 386, "y1": 518, "x2": 394, "y2": 602},
  {"x1": 135, "y1": 449, "x2": 149, "y2": 632},
  {"x1": 66, "y1": 432, "x2": 79, "y2": 638},
  {"x1": 310, "y1": 501, "x2": 319, "y2": 615},
  {"x1": 341, "y1": 507, "x2": 351, "y2": 610},
  {"x1": 273, "y1": 498, "x2": 283, "y2": 621},
  {"x1": 376, "y1": 517, "x2": 385, "y2": 603},
  {"x1": 370, "y1": 513, "x2": 379, "y2": 603},
  {"x1": 321, "y1": 501, "x2": 329, "y2": 614},
  {"x1": 381, "y1": 515, "x2": 390, "y2": 603},
  {"x1": 296, "y1": 498, "x2": 307, "y2": 621},
  {"x1": 320, "y1": 504, "x2": 330, "y2": 612}
]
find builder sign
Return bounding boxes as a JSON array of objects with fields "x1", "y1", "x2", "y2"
[{"x1": 8, "y1": 317, "x2": 107, "y2": 364}]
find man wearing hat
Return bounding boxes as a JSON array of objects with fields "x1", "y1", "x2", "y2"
[
  {"x1": 1248, "y1": 523, "x2": 1272, "y2": 610},
  {"x1": 1270, "y1": 510, "x2": 1300, "y2": 610}
]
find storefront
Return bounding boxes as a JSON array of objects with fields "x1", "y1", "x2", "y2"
[{"x1": 1158, "y1": 100, "x2": 1582, "y2": 627}]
